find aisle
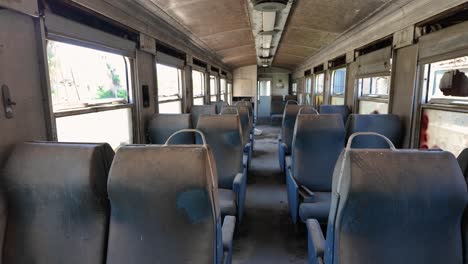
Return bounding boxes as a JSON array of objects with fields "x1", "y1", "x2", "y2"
[{"x1": 232, "y1": 125, "x2": 308, "y2": 263}]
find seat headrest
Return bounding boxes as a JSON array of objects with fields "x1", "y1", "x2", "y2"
[
  {"x1": 458, "y1": 148, "x2": 468, "y2": 182},
  {"x1": 2, "y1": 142, "x2": 114, "y2": 263},
  {"x1": 196, "y1": 115, "x2": 243, "y2": 189},
  {"x1": 106, "y1": 145, "x2": 220, "y2": 263},
  {"x1": 319, "y1": 105, "x2": 350, "y2": 124},
  {"x1": 271, "y1": 95, "x2": 284, "y2": 102},
  {"x1": 292, "y1": 115, "x2": 345, "y2": 191},
  {"x1": 329, "y1": 149, "x2": 467, "y2": 264},
  {"x1": 148, "y1": 114, "x2": 194, "y2": 144},
  {"x1": 346, "y1": 114, "x2": 402, "y2": 148},
  {"x1": 190, "y1": 105, "x2": 217, "y2": 127}
]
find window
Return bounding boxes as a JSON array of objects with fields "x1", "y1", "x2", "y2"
[
  {"x1": 157, "y1": 63, "x2": 182, "y2": 113},
  {"x1": 292, "y1": 83, "x2": 297, "y2": 95},
  {"x1": 259, "y1": 80, "x2": 271, "y2": 96},
  {"x1": 220, "y1": 78, "x2": 227, "y2": 102},
  {"x1": 330, "y1": 68, "x2": 346, "y2": 105},
  {"x1": 357, "y1": 75, "x2": 390, "y2": 114},
  {"x1": 314, "y1": 73, "x2": 325, "y2": 106},
  {"x1": 423, "y1": 56, "x2": 468, "y2": 105},
  {"x1": 305, "y1": 77, "x2": 312, "y2": 93},
  {"x1": 210, "y1": 75, "x2": 218, "y2": 102},
  {"x1": 192, "y1": 70, "x2": 205, "y2": 105},
  {"x1": 47, "y1": 40, "x2": 133, "y2": 149},
  {"x1": 227, "y1": 83, "x2": 233, "y2": 105},
  {"x1": 419, "y1": 55, "x2": 468, "y2": 156}
]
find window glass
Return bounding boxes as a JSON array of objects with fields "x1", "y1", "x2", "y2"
[
  {"x1": 210, "y1": 75, "x2": 218, "y2": 102},
  {"x1": 292, "y1": 83, "x2": 297, "y2": 95},
  {"x1": 220, "y1": 78, "x2": 227, "y2": 101},
  {"x1": 305, "y1": 77, "x2": 312, "y2": 93},
  {"x1": 331, "y1": 68, "x2": 346, "y2": 95},
  {"x1": 47, "y1": 40, "x2": 133, "y2": 149},
  {"x1": 192, "y1": 70, "x2": 205, "y2": 105},
  {"x1": 358, "y1": 100, "x2": 388, "y2": 114},
  {"x1": 359, "y1": 76, "x2": 390, "y2": 97},
  {"x1": 423, "y1": 56, "x2": 468, "y2": 104},
  {"x1": 157, "y1": 63, "x2": 182, "y2": 113},
  {"x1": 227, "y1": 83, "x2": 233, "y2": 105},
  {"x1": 420, "y1": 108, "x2": 468, "y2": 156},
  {"x1": 315, "y1": 73, "x2": 324, "y2": 94},
  {"x1": 259, "y1": 80, "x2": 271, "y2": 96},
  {"x1": 56, "y1": 108, "x2": 132, "y2": 149},
  {"x1": 47, "y1": 40, "x2": 130, "y2": 111}
]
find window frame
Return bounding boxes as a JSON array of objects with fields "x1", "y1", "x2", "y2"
[
  {"x1": 314, "y1": 72, "x2": 325, "y2": 106},
  {"x1": 192, "y1": 68, "x2": 206, "y2": 105},
  {"x1": 209, "y1": 74, "x2": 219, "y2": 102},
  {"x1": 220, "y1": 77, "x2": 227, "y2": 102},
  {"x1": 156, "y1": 62, "x2": 184, "y2": 113},
  {"x1": 44, "y1": 35, "x2": 137, "y2": 144}
]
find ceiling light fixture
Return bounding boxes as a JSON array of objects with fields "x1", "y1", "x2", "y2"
[{"x1": 252, "y1": 0, "x2": 288, "y2": 12}]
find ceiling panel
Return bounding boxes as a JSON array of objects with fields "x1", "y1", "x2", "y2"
[
  {"x1": 274, "y1": 0, "x2": 392, "y2": 69},
  {"x1": 147, "y1": 0, "x2": 254, "y2": 68}
]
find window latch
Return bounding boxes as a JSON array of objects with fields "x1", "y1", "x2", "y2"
[{"x1": 2, "y1": 84, "x2": 16, "y2": 119}]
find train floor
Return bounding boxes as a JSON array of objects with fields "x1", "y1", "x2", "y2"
[{"x1": 232, "y1": 125, "x2": 308, "y2": 263}]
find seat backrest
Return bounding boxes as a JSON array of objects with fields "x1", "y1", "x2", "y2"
[
  {"x1": 237, "y1": 105, "x2": 252, "y2": 145},
  {"x1": 319, "y1": 105, "x2": 350, "y2": 125},
  {"x1": 191, "y1": 105, "x2": 217, "y2": 128},
  {"x1": 148, "y1": 114, "x2": 194, "y2": 144},
  {"x1": 196, "y1": 115, "x2": 243, "y2": 189},
  {"x1": 212, "y1": 101, "x2": 228, "y2": 114},
  {"x1": 281, "y1": 105, "x2": 317, "y2": 150},
  {"x1": 292, "y1": 115, "x2": 345, "y2": 191},
  {"x1": 106, "y1": 145, "x2": 221, "y2": 263},
  {"x1": 285, "y1": 95, "x2": 297, "y2": 102},
  {"x1": 346, "y1": 114, "x2": 402, "y2": 148},
  {"x1": 458, "y1": 148, "x2": 468, "y2": 182},
  {"x1": 235, "y1": 101, "x2": 253, "y2": 118},
  {"x1": 2, "y1": 142, "x2": 114, "y2": 264},
  {"x1": 270, "y1": 95, "x2": 285, "y2": 115},
  {"x1": 326, "y1": 147, "x2": 467, "y2": 264}
]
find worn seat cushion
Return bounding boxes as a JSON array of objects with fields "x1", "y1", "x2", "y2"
[
  {"x1": 219, "y1": 188, "x2": 237, "y2": 216},
  {"x1": 299, "y1": 192, "x2": 331, "y2": 223}
]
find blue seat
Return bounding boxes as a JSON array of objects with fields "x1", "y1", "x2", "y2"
[
  {"x1": 191, "y1": 105, "x2": 217, "y2": 128},
  {"x1": 2, "y1": 142, "x2": 114, "y2": 264},
  {"x1": 148, "y1": 114, "x2": 194, "y2": 144},
  {"x1": 236, "y1": 105, "x2": 253, "y2": 168},
  {"x1": 106, "y1": 141, "x2": 236, "y2": 264},
  {"x1": 286, "y1": 114, "x2": 345, "y2": 224},
  {"x1": 306, "y1": 133, "x2": 467, "y2": 264},
  {"x1": 279, "y1": 105, "x2": 317, "y2": 172},
  {"x1": 197, "y1": 115, "x2": 247, "y2": 223},
  {"x1": 346, "y1": 114, "x2": 402, "y2": 148},
  {"x1": 319, "y1": 105, "x2": 350, "y2": 125},
  {"x1": 285, "y1": 95, "x2": 298, "y2": 102},
  {"x1": 270, "y1": 95, "x2": 285, "y2": 125}
]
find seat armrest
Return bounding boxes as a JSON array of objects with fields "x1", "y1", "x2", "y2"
[
  {"x1": 232, "y1": 171, "x2": 247, "y2": 222},
  {"x1": 299, "y1": 185, "x2": 316, "y2": 203},
  {"x1": 222, "y1": 215, "x2": 236, "y2": 251},
  {"x1": 242, "y1": 153, "x2": 248, "y2": 168},
  {"x1": 306, "y1": 219, "x2": 325, "y2": 264},
  {"x1": 285, "y1": 155, "x2": 292, "y2": 170},
  {"x1": 286, "y1": 168, "x2": 300, "y2": 224}
]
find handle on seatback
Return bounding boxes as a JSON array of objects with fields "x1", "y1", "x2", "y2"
[
  {"x1": 164, "y1": 129, "x2": 207, "y2": 146},
  {"x1": 220, "y1": 106, "x2": 239, "y2": 115},
  {"x1": 346, "y1": 132, "x2": 396, "y2": 150},
  {"x1": 298, "y1": 107, "x2": 319, "y2": 115},
  {"x1": 285, "y1": 100, "x2": 298, "y2": 106}
]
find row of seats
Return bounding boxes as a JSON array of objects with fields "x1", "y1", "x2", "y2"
[
  {"x1": 279, "y1": 104, "x2": 402, "y2": 173},
  {"x1": 305, "y1": 136, "x2": 468, "y2": 264},
  {"x1": 3, "y1": 141, "x2": 236, "y2": 263},
  {"x1": 148, "y1": 104, "x2": 254, "y2": 222},
  {"x1": 270, "y1": 95, "x2": 298, "y2": 125},
  {"x1": 281, "y1": 105, "x2": 402, "y2": 224}
]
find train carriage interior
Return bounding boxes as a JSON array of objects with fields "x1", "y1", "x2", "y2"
[{"x1": 1, "y1": 0, "x2": 468, "y2": 263}]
